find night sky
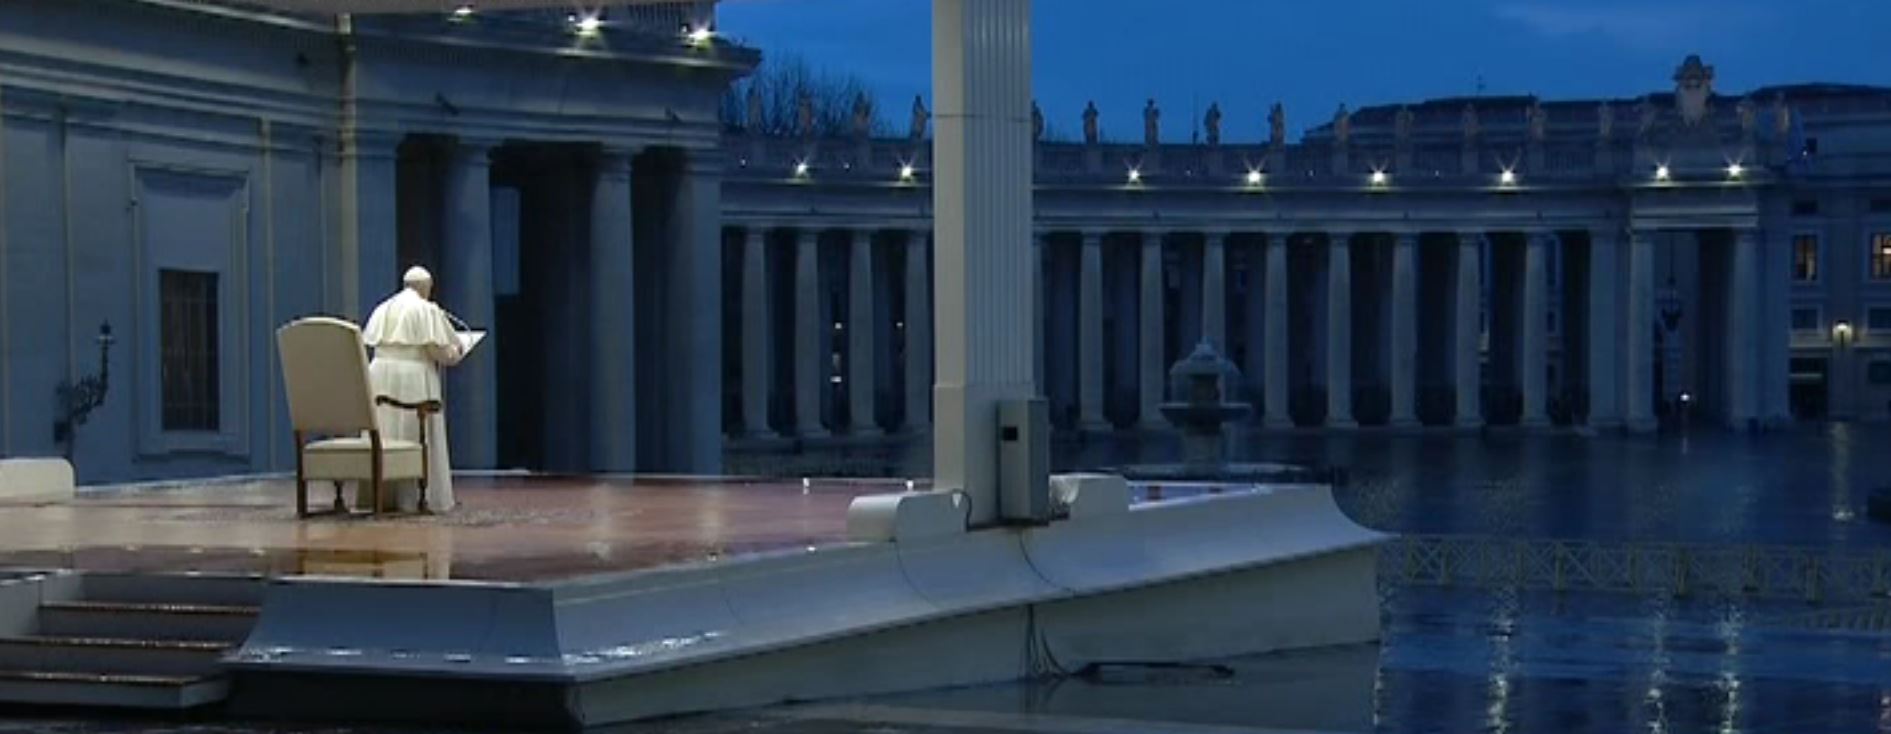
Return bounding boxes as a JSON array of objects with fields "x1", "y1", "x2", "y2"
[{"x1": 716, "y1": 0, "x2": 1891, "y2": 142}]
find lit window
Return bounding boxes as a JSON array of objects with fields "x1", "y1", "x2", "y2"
[
  {"x1": 1793, "y1": 235, "x2": 1819, "y2": 282},
  {"x1": 1792, "y1": 308, "x2": 1819, "y2": 333},
  {"x1": 1872, "y1": 233, "x2": 1891, "y2": 280},
  {"x1": 159, "y1": 270, "x2": 219, "y2": 431}
]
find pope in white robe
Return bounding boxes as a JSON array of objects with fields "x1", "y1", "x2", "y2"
[{"x1": 360, "y1": 267, "x2": 465, "y2": 513}]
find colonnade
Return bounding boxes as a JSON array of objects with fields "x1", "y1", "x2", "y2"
[{"x1": 726, "y1": 223, "x2": 1774, "y2": 439}]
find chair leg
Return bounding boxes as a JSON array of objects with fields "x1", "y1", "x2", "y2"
[
  {"x1": 296, "y1": 478, "x2": 309, "y2": 518},
  {"x1": 332, "y1": 482, "x2": 347, "y2": 513}
]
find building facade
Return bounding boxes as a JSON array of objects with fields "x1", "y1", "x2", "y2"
[
  {"x1": 719, "y1": 57, "x2": 1891, "y2": 466},
  {"x1": 0, "y1": 0, "x2": 751, "y2": 482}
]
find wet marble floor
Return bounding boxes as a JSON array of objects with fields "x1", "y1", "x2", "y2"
[{"x1": 0, "y1": 476, "x2": 898, "y2": 581}]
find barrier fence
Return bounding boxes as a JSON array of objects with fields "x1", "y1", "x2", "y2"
[{"x1": 1380, "y1": 535, "x2": 1891, "y2": 605}]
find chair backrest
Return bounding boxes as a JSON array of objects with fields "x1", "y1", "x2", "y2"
[{"x1": 276, "y1": 317, "x2": 377, "y2": 435}]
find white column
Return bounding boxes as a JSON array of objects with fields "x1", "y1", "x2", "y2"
[
  {"x1": 1078, "y1": 230, "x2": 1108, "y2": 430},
  {"x1": 1726, "y1": 227, "x2": 1759, "y2": 428},
  {"x1": 668, "y1": 155, "x2": 726, "y2": 473},
  {"x1": 441, "y1": 139, "x2": 496, "y2": 468},
  {"x1": 1034, "y1": 232, "x2": 1048, "y2": 394},
  {"x1": 1139, "y1": 229, "x2": 1167, "y2": 428},
  {"x1": 1625, "y1": 229, "x2": 1656, "y2": 432},
  {"x1": 740, "y1": 227, "x2": 773, "y2": 438},
  {"x1": 1326, "y1": 232, "x2": 1355, "y2": 428},
  {"x1": 1455, "y1": 230, "x2": 1484, "y2": 428},
  {"x1": 1203, "y1": 231, "x2": 1228, "y2": 351},
  {"x1": 1520, "y1": 230, "x2": 1551, "y2": 427},
  {"x1": 1389, "y1": 231, "x2": 1419, "y2": 427},
  {"x1": 1263, "y1": 231, "x2": 1292, "y2": 428},
  {"x1": 794, "y1": 229, "x2": 829, "y2": 437},
  {"x1": 932, "y1": 0, "x2": 1035, "y2": 525},
  {"x1": 1587, "y1": 227, "x2": 1622, "y2": 429},
  {"x1": 337, "y1": 132, "x2": 400, "y2": 320},
  {"x1": 588, "y1": 149, "x2": 637, "y2": 472},
  {"x1": 1763, "y1": 231, "x2": 1792, "y2": 424},
  {"x1": 848, "y1": 229, "x2": 880, "y2": 436},
  {"x1": 903, "y1": 228, "x2": 932, "y2": 431}
]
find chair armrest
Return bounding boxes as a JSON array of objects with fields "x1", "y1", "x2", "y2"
[{"x1": 375, "y1": 396, "x2": 444, "y2": 416}]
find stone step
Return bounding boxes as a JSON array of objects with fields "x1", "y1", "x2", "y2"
[
  {"x1": 0, "y1": 636, "x2": 229, "y2": 677},
  {"x1": 79, "y1": 572, "x2": 267, "y2": 607},
  {"x1": 37, "y1": 601, "x2": 258, "y2": 644},
  {"x1": 0, "y1": 669, "x2": 227, "y2": 709}
]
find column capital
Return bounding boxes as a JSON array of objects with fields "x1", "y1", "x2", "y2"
[
  {"x1": 341, "y1": 128, "x2": 404, "y2": 160},
  {"x1": 1079, "y1": 229, "x2": 1108, "y2": 244}
]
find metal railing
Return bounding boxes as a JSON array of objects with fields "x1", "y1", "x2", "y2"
[{"x1": 1381, "y1": 535, "x2": 1891, "y2": 605}]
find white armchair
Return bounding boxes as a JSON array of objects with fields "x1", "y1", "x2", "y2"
[{"x1": 276, "y1": 317, "x2": 435, "y2": 517}]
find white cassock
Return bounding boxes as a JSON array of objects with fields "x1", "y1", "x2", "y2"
[{"x1": 360, "y1": 287, "x2": 464, "y2": 512}]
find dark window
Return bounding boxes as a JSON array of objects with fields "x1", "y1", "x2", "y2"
[
  {"x1": 159, "y1": 269, "x2": 219, "y2": 431},
  {"x1": 1873, "y1": 234, "x2": 1891, "y2": 280},
  {"x1": 1792, "y1": 199, "x2": 1820, "y2": 216},
  {"x1": 1792, "y1": 308, "x2": 1819, "y2": 332},
  {"x1": 1873, "y1": 198, "x2": 1891, "y2": 214},
  {"x1": 1870, "y1": 307, "x2": 1891, "y2": 331},
  {"x1": 1872, "y1": 362, "x2": 1891, "y2": 385},
  {"x1": 1793, "y1": 235, "x2": 1819, "y2": 282},
  {"x1": 1804, "y1": 137, "x2": 1819, "y2": 156}
]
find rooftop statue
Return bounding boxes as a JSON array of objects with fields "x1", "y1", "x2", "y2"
[
  {"x1": 1032, "y1": 100, "x2": 1044, "y2": 141},
  {"x1": 1333, "y1": 104, "x2": 1351, "y2": 145},
  {"x1": 1737, "y1": 95, "x2": 1757, "y2": 138},
  {"x1": 1204, "y1": 102, "x2": 1222, "y2": 146},
  {"x1": 910, "y1": 95, "x2": 929, "y2": 142},
  {"x1": 1143, "y1": 98, "x2": 1160, "y2": 146},
  {"x1": 1394, "y1": 105, "x2": 1414, "y2": 144},
  {"x1": 745, "y1": 84, "x2": 763, "y2": 133},
  {"x1": 1083, "y1": 100, "x2": 1100, "y2": 144},
  {"x1": 1268, "y1": 102, "x2": 1286, "y2": 147},
  {"x1": 850, "y1": 92, "x2": 872, "y2": 139},
  {"x1": 796, "y1": 90, "x2": 814, "y2": 138},
  {"x1": 1773, "y1": 92, "x2": 1793, "y2": 137},
  {"x1": 1596, "y1": 100, "x2": 1614, "y2": 139},
  {"x1": 1636, "y1": 96, "x2": 1657, "y2": 138},
  {"x1": 1673, "y1": 54, "x2": 1715, "y2": 126},
  {"x1": 1461, "y1": 103, "x2": 1479, "y2": 141},
  {"x1": 1527, "y1": 102, "x2": 1548, "y2": 142}
]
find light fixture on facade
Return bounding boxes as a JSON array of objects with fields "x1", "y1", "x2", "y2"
[
  {"x1": 1369, "y1": 170, "x2": 1388, "y2": 186},
  {"x1": 1245, "y1": 169, "x2": 1263, "y2": 186},
  {"x1": 1726, "y1": 162, "x2": 1745, "y2": 179},
  {"x1": 685, "y1": 26, "x2": 714, "y2": 46},
  {"x1": 1126, "y1": 168, "x2": 1142, "y2": 184},
  {"x1": 1834, "y1": 320, "x2": 1854, "y2": 347},
  {"x1": 1499, "y1": 169, "x2": 1517, "y2": 186},
  {"x1": 1654, "y1": 164, "x2": 1671, "y2": 181},
  {"x1": 793, "y1": 160, "x2": 810, "y2": 178},
  {"x1": 450, "y1": 4, "x2": 474, "y2": 20},
  {"x1": 571, "y1": 13, "x2": 603, "y2": 37},
  {"x1": 899, "y1": 164, "x2": 916, "y2": 181}
]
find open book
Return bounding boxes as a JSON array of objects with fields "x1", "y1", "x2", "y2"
[{"x1": 456, "y1": 331, "x2": 487, "y2": 356}]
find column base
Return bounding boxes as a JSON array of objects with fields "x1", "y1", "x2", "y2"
[
  {"x1": 1519, "y1": 415, "x2": 1551, "y2": 429},
  {"x1": 1325, "y1": 418, "x2": 1358, "y2": 430},
  {"x1": 1263, "y1": 416, "x2": 1295, "y2": 430},
  {"x1": 900, "y1": 423, "x2": 933, "y2": 435},
  {"x1": 796, "y1": 427, "x2": 831, "y2": 440},
  {"x1": 1624, "y1": 416, "x2": 1657, "y2": 434},
  {"x1": 1387, "y1": 416, "x2": 1421, "y2": 430},
  {"x1": 1077, "y1": 419, "x2": 1114, "y2": 433},
  {"x1": 1454, "y1": 417, "x2": 1485, "y2": 430},
  {"x1": 1585, "y1": 416, "x2": 1622, "y2": 432},
  {"x1": 1136, "y1": 421, "x2": 1170, "y2": 432},
  {"x1": 848, "y1": 427, "x2": 886, "y2": 439}
]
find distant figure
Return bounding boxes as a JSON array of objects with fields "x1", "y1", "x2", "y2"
[
  {"x1": 361, "y1": 267, "x2": 465, "y2": 513},
  {"x1": 851, "y1": 92, "x2": 873, "y2": 139},
  {"x1": 1268, "y1": 102, "x2": 1286, "y2": 147},
  {"x1": 1143, "y1": 98, "x2": 1160, "y2": 146},
  {"x1": 1083, "y1": 101, "x2": 1100, "y2": 144},
  {"x1": 1032, "y1": 100, "x2": 1044, "y2": 141},
  {"x1": 796, "y1": 90, "x2": 814, "y2": 138},
  {"x1": 1597, "y1": 101, "x2": 1614, "y2": 140},
  {"x1": 1394, "y1": 105, "x2": 1414, "y2": 145},
  {"x1": 1737, "y1": 96, "x2": 1757, "y2": 138},
  {"x1": 1772, "y1": 92, "x2": 1792, "y2": 137},
  {"x1": 910, "y1": 95, "x2": 929, "y2": 141},
  {"x1": 1636, "y1": 97, "x2": 1657, "y2": 138},
  {"x1": 1461, "y1": 104, "x2": 1480, "y2": 142},
  {"x1": 745, "y1": 84, "x2": 763, "y2": 134},
  {"x1": 1332, "y1": 104, "x2": 1351, "y2": 145},
  {"x1": 1527, "y1": 102, "x2": 1548, "y2": 143},
  {"x1": 1204, "y1": 102, "x2": 1222, "y2": 146}
]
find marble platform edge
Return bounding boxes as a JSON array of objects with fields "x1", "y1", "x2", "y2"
[{"x1": 224, "y1": 483, "x2": 1387, "y2": 687}]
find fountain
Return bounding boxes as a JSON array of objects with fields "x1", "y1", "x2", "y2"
[{"x1": 1114, "y1": 341, "x2": 1338, "y2": 484}]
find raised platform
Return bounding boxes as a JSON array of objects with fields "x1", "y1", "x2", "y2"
[{"x1": 0, "y1": 475, "x2": 1385, "y2": 729}]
